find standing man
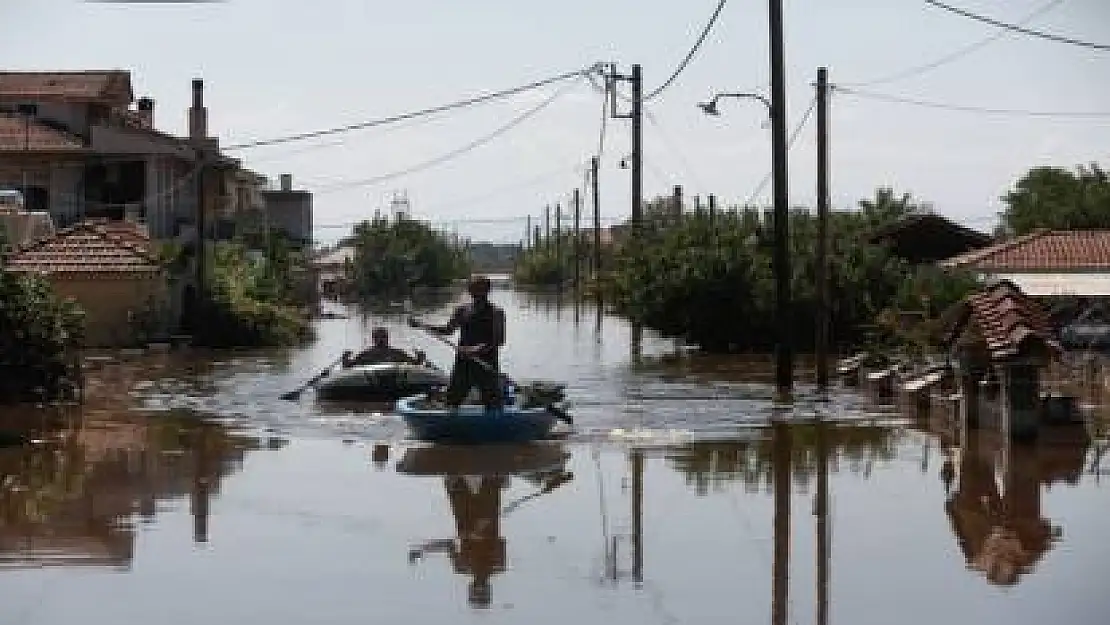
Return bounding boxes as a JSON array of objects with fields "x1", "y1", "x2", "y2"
[{"x1": 410, "y1": 275, "x2": 506, "y2": 409}]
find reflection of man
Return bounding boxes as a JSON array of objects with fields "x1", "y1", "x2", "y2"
[
  {"x1": 408, "y1": 476, "x2": 507, "y2": 609},
  {"x1": 407, "y1": 470, "x2": 572, "y2": 609}
]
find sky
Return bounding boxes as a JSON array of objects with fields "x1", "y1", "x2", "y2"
[{"x1": 2, "y1": 0, "x2": 1109, "y2": 245}]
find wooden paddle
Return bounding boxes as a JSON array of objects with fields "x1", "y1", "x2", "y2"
[
  {"x1": 408, "y1": 317, "x2": 573, "y2": 425},
  {"x1": 279, "y1": 353, "x2": 347, "y2": 401}
]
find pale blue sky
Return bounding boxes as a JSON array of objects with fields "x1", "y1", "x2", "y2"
[{"x1": 3, "y1": 0, "x2": 1109, "y2": 244}]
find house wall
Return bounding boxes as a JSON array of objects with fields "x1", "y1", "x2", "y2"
[
  {"x1": 50, "y1": 275, "x2": 169, "y2": 347},
  {"x1": 0, "y1": 101, "x2": 90, "y2": 135},
  {"x1": 985, "y1": 272, "x2": 1110, "y2": 297},
  {"x1": 262, "y1": 190, "x2": 312, "y2": 245}
]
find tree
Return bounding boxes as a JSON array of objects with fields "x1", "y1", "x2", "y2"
[
  {"x1": 348, "y1": 216, "x2": 469, "y2": 297},
  {"x1": 1000, "y1": 163, "x2": 1110, "y2": 235},
  {"x1": 0, "y1": 271, "x2": 85, "y2": 402}
]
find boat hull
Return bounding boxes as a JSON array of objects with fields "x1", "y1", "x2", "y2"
[
  {"x1": 396, "y1": 394, "x2": 558, "y2": 443},
  {"x1": 315, "y1": 363, "x2": 449, "y2": 401}
]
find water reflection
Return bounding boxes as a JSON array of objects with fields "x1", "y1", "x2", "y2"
[
  {"x1": 945, "y1": 428, "x2": 1089, "y2": 586},
  {"x1": 398, "y1": 443, "x2": 573, "y2": 609},
  {"x1": 0, "y1": 406, "x2": 274, "y2": 570}
]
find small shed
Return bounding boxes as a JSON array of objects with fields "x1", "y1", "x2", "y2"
[{"x1": 4, "y1": 220, "x2": 168, "y2": 347}]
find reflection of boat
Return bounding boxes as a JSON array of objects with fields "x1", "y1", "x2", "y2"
[
  {"x1": 399, "y1": 442, "x2": 572, "y2": 609},
  {"x1": 396, "y1": 442, "x2": 569, "y2": 477},
  {"x1": 396, "y1": 394, "x2": 558, "y2": 443},
  {"x1": 315, "y1": 362, "x2": 449, "y2": 402}
]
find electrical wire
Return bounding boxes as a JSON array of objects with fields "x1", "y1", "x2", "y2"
[
  {"x1": 645, "y1": 0, "x2": 729, "y2": 101},
  {"x1": 847, "y1": 0, "x2": 1065, "y2": 86},
  {"x1": 833, "y1": 85, "x2": 1110, "y2": 118},
  {"x1": 223, "y1": 65, "x2": 600, "y2": 151},
  {"x1": 644, "y1": 106, "x2": 709, "y2": 191},
  {"x1": 923, "y1": 0, "x2": 1110, "y2": 52},
  {"x1": 310, "y1": 80, "x2": 583, "y2": 195},
  {"x1": 742, "y1": 97, "x2": 817, "y2": 206}
]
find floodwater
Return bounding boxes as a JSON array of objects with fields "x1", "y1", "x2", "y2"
[{"x1": 1, "y1": 286, "x2": 1107, "y2": 625}]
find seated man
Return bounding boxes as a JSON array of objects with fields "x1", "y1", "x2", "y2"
[{"x1": 343, "y1": 327, "x2": 425, "y2": 368}]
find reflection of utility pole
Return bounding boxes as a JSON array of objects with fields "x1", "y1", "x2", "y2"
[
  {"x1": 772, "y1": 421, "x2": 791, "y2": 625},
  {"x1": 631, "y1": 447, "x2": 644, "y2": 583},
  {"x1": 815, "y1": 422, "x2": 830, "y2": 625}
]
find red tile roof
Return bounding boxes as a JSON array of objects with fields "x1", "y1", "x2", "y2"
[
  {"x1": 940, "y1": 230, "x2": 1110, "y2": 271},
  {"x1": 948, "y1": 281, "x2": 1062, "y2": 360},
  {"x1": 0, "y1": 71, "x2": 132, "y2": 103},
  {"x1": 0, "y1": 113, "x2": 86, "y2": 151},
  {"x1": 5, "y1": 220, "x2": 161, "y2": 277}
]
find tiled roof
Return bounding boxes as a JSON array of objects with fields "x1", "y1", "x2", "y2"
[
  {"x1": 5, "y1": 220, "x2": 161, "y2": 277},
  {"x1": 0, "y1": 71, "x2": 132, "y2": 102},
  {"x1": 940, "y1": 230, "x2": 1110, "y2": 271},
  {"x1": 948, "y1": 281, "x2": 1062, "y2": 360},
  {"x1": 0, "y1": 113, "x2": 85, "y2": 151}
]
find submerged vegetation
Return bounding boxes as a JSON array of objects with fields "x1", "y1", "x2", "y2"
[
  {"x1": 0, "y1": 270, "x2": 84, "y2": 402},
  {"x1": 515, "y1": 187, "x2": 979, "y2": 354},
  {"x1": 346, "y1": 216, "x2": 470, "y2": 298}
]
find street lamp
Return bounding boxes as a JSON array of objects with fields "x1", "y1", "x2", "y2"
[
  {"x1": 696, "y1": 87, "x2": 793, "y2": 406},
  {"x1": 696, "y1": 92, "x2": 772, "y2": 117}
]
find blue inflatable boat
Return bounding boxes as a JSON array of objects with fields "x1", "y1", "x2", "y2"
[{"x1": 395, "y1": 394, "x2": 562, "y2": 443}]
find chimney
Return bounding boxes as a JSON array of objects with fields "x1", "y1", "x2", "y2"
[
  {"x1": 137, "y1": 97, "x2": 154, "y2": 128},
  {"x1": 188, "y1": 78, "x2": 207, "y2": 142},
  {"x1": 280, "y1": 174, "x2": 292, "y2": 192}
]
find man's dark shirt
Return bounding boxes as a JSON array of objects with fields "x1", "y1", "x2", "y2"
[
  {"x1": 346, "y1": 346, "x2": 416, "y2": 367},
  {"x1": 449, "y1": 301, "x2": 505, "y2": 362}
]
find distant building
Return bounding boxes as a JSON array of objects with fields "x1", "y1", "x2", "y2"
[{"x1": 262, "y1": 173, "x2": 313, "y2": 246}]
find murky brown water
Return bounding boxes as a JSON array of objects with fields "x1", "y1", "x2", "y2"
[{"x1": 1, "y1": 286, "x2": 1107, "y2": 624}]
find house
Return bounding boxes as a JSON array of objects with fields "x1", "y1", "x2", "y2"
[
  {"x1": 261, "y1": 173, "x2": 313, "y2": 246},
  {"x1": 869, "y1": 211, "x2": 993, "y2": 265},
  {"x1": 4, "y1": 219, "x2": 170, "y2": 347},
  {"x1": 0, "y1": 70, "x2": 250, "y2": 242},
  {"x1": 940, "y1": 230, "x2": 1110, "y2": 297}
]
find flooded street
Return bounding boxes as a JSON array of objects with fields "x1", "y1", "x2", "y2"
[{"x1": 1, "y1": 286, "x2": 1108, "y2": 624}]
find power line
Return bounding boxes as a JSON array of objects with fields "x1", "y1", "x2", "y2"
[
  {"x1": 743, "y1": 97, "x2": 817, "y2": 205},
  {"x1": 224, "y1": 65, "x2": 600, "y2": 151},
  {"x1": 848, "y1": 0, "x2": 1065, "y2": 86},
  {"x1": 644, "y1": 0, "x2": 729, "y2": 101},
  {"x1": 924, "y1": 0, "x2": 1110, "y2": 52},
  {"x1": 643, "y1": 106, "x2": 709, "y2": 190},
  {"x1": 310, "y1": 80, "x2": 584, "y2": 195},
  {"x1": 833, "y1": 85, "x2": 1110, "y2": 118}
]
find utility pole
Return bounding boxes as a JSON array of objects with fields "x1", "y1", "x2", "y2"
[
  {"x1": 604, "y1": 64, "x2": 643, "y2": 238},
  {"x1": 694, "y1": 195, "x2": 702, "y2": 218},
  {"x1": 816, "y1": 66, "x2": 831, "y2": 395},
  {"x1": 533, "y1": 225, "x2": 541, "y2": 250},
  {"x1": 555, "y1": 202, "x2": 562, "y2": 280},
  {"x1": 768, "y1": 0, "x2": 793, "y2": 403},
  {"x1": 573, "y1": 188, "x2": 581, "y2": 291},
  {"x1": 526, "y1": 214, "x2": 532, "y2": 250},
  {"x1": 708, "y1": 194, "x2": 717, "y2": 228},
  {"x1": 672, "y1": 185, "x2": 683, "y2": 226},
  {"x1": 631, "y1": 65, "x2": 643, "y2": 235},
  {"x1": 544, "y1": 204, "x2": 551, "y2": 249},
  {"x1": 591, "y1": 156, "x2": 602, "y2": 280}
]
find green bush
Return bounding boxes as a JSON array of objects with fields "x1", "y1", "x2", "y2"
[
  {"x1": 346, "y1": 216, "x2": 469, "y2": 297},
  {"x1": 0, "y1": 271, "x2": 85, "y2": 402}
]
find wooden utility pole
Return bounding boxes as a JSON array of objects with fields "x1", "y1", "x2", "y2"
[
  {"x1": 526, "y1": 214, "x2": 532, "y2": 250},
  {"x1": 591, "y1": 156, "x2": 602, "y2": 280},
  {"x1": 631, "y1": 64, "x2": 643, "y2": 236},
  {"x1": 694, "y1": 195, "x2": 702, "y2": 218},
  {"x1": 573, "y1": 188, "x2": 581, "y2": 290},
  {"x1": 769, "y1": 0, "x2": 794, "y2": 403},
  {"x1": 672, "y1": 184, "x2": 683, "y2": 225},
  {"x1": 816, "y1": 66, "x2": 831, "y2": 394},
  {"x1": 708, "y1": 194, "x2": 717, "y2": 227},
  {"x1": 533, "y1": 225, "x2": 541, "y2": 250}
]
